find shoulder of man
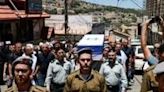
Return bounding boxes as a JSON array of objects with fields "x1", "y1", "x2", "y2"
[
  {"x1": 144, "y1": 65, "x2": 156, "y2": 73},
  {"x1": 5, "y1": 86, "x2": 15, "y2": 92},
  {"x1": 92, "y1": 70, "x2": 105, "y2": 79},
  {"x1": 68, "y1": 70, "x2": 79, "y2": 76},
  {"x1": 50, "y1": 59, "x2": 57, "y2": 63},
  {"x1": 30, "y1": 85, "x2": 47, "y2": 92},
  {"x1": 101, "y1": 62, "x2": 108, "y2": 66},
  {"x1": 144, "y1": 65, "x2": 159, "y2": 88}
]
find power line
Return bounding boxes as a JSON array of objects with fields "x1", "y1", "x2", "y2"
[
  {"x1": 130, "y1": 0, "x2": 143, "y2": 9},
  {"x1": 117, "y1": 0, "x2": 120, "y2": 7}
]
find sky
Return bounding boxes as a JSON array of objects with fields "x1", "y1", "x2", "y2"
[{"x1": 82, "y1": 0, "x2": 144, "y2": 9}]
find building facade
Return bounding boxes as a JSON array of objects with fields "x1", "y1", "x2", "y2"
[
  {"x1": 0, "y1": 0, "x2": 50, "y2": 44},
  {"x1": 146, "y1": 0, "x2": 163, "y2": 44},
  {"x1": 146, "y1": 0, "x2": 164, "y2": 17}
]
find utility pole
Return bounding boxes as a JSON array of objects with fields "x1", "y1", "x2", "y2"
[{"x1": 64, "y1": 0, "x2": 68, "y2": 40}]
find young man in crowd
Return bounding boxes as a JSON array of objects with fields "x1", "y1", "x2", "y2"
[
  {"x1": 5, "y1": 56, "x2": 47, "y2": 92},
  {"x1": 64, "y1": 48, "x2": 107, "y2": 92},
  {"x1": 99, "y1": 49, "x2": 127, "y2": 92}
]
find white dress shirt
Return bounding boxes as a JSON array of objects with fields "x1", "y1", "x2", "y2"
[{"x1": 99, "y1": 61, "x2": 128, "y2": 88}]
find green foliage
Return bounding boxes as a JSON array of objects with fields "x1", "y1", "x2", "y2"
[
  {"x1": 44, "y1": 8, "x2": 57, "y2": 14},
  {"x1": 70, "y1": 1, "x2": 143, "y2": 16},
  {"x1": 130, "y1": 15, "x2": 137, "y2": 22}
]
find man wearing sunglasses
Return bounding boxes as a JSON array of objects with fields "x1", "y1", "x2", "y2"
[{"x1": 64, "y1": 48, "x2": 107, "y2": 92}]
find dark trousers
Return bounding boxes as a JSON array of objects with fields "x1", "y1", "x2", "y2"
[
  {"x1": 36, "y1": 73, "x2": 46, "y2": 87},
  {"x1": 50, "y1": 82, "x2": 65, "y2": 92},
  {"x1": 107, "y1": 85, "x2": 120, "y2": 92}
]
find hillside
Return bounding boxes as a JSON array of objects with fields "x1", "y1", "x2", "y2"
[{"x1": 43, "y1": 0, "x2": 144, "y2": 16}]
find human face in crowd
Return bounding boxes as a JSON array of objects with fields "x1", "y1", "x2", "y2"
[
  {"x1": 156, "y1": 74, "x2": 164, "y2": 92},
  {"x1": 42, "y1": 44, "x2": 50, "y2": 54},
  {"x1": 78, "y1": 53, "x2": 92, "y2": 74},
  {"x1": 14, "y1": 63, "x2": 32, "y2": 85},
  {"x1": 54, "y1": 42, "x2": 61, "y2": 49},
  {"x1": 103, "y1": 47, "x2": 109, "y2": 57},
  {"x1": 15, "y1": 43, "x2": 22, "y2": 53},
  {"x1": 108, "y1": 50, "x2": 116, "y2": 63},
  {"x1": 154, "y1": 43, "x2": 160, "y2": 56},
  {"x1": 56, "y1": 49, "x2": 65, "y2": 60},
  {"x1": 109, "y1": 40, "x2": 116, "y2": 48},
  {"x1": 122, "y1": 39, "x2": 128, "y2": 47},
  {"x1": 159, "y1": 52, "x2": 164, "y2": 61},
  {"x1": 157, "y1": 44, "x2": 164, "y2": 61},
  {"x1": 115, "y1": 43, "x2": 122, "y2": 53},
  {"x1": 9, "y1": 44, "x2": 15, "y2": 53},
  {"x1": 24, "y1": 47, "x2": 33, "y2": 56}
]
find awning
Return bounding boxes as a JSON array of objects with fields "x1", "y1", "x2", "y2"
[
  {"x1": 0, "y1": 5, "x2": 50, "y2": 20},
  {"x1": 0, "y1": 5, "x2": 18, "y2": 20},
  {"x1": 15, "y1": 10, "x2": 50, "y2": 19}
]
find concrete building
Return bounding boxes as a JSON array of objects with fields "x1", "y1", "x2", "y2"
[
  {"x1": 146, "y1": 0, "x2": 164, "y2": 17},
  {"x1": 146, "y1": 0, "x2": 163, "y2": 44},
  {"x1": 45, "y1": 15, "x2": 92, "y2": 40},
  {"x1": 0, "y1": 0, "x2": 50, "y2": 43}
]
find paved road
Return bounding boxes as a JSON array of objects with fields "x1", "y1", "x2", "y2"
[{"x1": 127, "y1": 75, "x2": 142, "y2": 92}]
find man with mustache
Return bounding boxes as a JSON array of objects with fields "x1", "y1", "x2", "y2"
[
  {"x1": 64, "y1": 48, "x2": 107, "y2": 92},
  {"x1": 99, "y1": 49, "x2": 127, "y2": 92}
]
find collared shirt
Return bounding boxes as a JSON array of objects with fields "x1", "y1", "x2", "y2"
[
  {"x1": 63, "y1": 69, "x2": 107, "y2": 92},
  {"x1": 99, "y1": 61, "x2": 127, "y2": 88},
  {"x1": 45, "y1": 59, "x2": 72, "y2": 86},
  {"x1": 116, "y1": 50, "x2": 127, "y2": 70},
  {"x1": 5, "y1": 82, "x2": 47, "y2": 92},
  {"x1": 22, "y1": 53, "x2": 37, "y2": 71}
]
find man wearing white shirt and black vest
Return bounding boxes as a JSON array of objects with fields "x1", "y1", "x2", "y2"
[{"x1": 99, "y1": 48, "x2": 128, "y2": 92}]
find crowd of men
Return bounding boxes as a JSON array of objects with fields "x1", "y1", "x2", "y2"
[
  {"x1": 0, "y1": 17, "x2": 164, "y2": 92},
  {"x1": 0, "y1": 37, "x2": 135, "y2": 92}
]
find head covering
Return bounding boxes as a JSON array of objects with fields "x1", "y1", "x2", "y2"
[
  {"x1": 153, "y1": 62, "x2": 164, "y2": 74},
  {"x1": 77, "y1": 48, "x2": 92, "y2": 56},
  {"x1": 12, "y1": 56, "x2": 33, "y2": 68}
]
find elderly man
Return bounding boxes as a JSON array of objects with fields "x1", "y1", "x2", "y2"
[
  {"x1": 64, "y1": 48, "x2": 107, "y2": 92},
  {"x1": 22, "y1": 43, "x2": 39, "y2": 85},
  {"x1": 37, "y1": 42, "x2": 55, "y2": 86},
  {"x1": 5, "y1": 56, "x2": 47, "y2": 92}
]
